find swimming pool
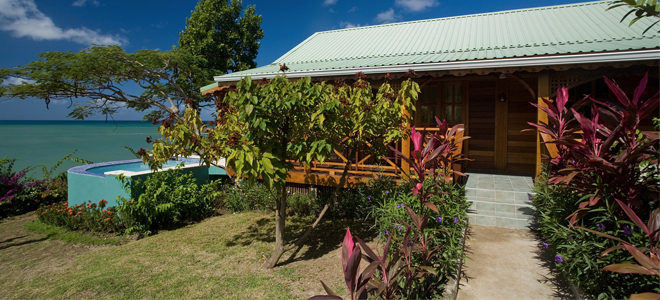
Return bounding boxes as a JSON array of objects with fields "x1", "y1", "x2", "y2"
[{"x1": 67, "y1": 158, "x2": 210, "y2": 208}]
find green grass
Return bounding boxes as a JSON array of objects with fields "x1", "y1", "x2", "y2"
[
  {"x1": 24, "y1": 220, "x2": 130, "y2": 246},
  {"x1": 0, "y1": 211, "x2": 372, "y2": 299}
]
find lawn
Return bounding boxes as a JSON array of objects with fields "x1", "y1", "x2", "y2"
[{"x1": 0, "y1": 211, "x2": 375, "y2": 299}]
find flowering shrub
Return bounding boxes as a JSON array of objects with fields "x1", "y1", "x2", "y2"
[
  {"x1": 36, "y1": 199, "x2": 122, "y2": 233},
  {"x1": 533, "y1": 175, "x2": 658, "y2": 298},
  {"x1": 0, "y1": 157, "x2": 68, "y2": 218},
  {"x1": 311, "y1": 119, "x2": 469, "y2": 299}
]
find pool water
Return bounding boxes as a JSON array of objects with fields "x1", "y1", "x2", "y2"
[{"x1": 87, "y1": 160, "x2": 186, "y2": 174}]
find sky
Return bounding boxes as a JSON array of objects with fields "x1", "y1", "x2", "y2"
[{"x1": 0, "y1": 0, "x2": 593, "y2": 121}]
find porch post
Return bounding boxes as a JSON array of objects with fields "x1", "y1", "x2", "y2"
[
  {"x1": 401, "y1": 105, "x2": 411, "y2": 180},
  {"x1": 536, "y1": 71, "x2": 550, "y2": 177}
]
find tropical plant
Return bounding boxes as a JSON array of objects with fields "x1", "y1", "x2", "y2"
[
  {"x1": 609, "y1": 0, "x2": 660, "y2": 34},
  {"x1": 389, "y1": 117, "x2": 470, "y2": 215},
  {"x1": 0, "y1": 152, "x2": 90, "y2": 218},
  {"x1": 527, "y1": 73, "x2": 659, "y2": 223},
  {"x1": 532, "y1": 171, "x2": 659, "y2": 299},
  {"x1": 312, "y1": 118, "x2": 469, "y2": 299},
  {"x1": 577, "y1": 200, "x2": 660, "y2": 300},
  {"x1": 116, "y1": 167, "x2": 220, "y2": 235}
]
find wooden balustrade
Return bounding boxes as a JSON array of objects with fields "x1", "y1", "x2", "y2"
[{"x1": 287, "y1": 125, "x2": 466, "y2": 187}]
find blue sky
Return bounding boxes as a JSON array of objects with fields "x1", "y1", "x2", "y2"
[{"x1": 0, "y1": 0, "x2": 591, "y2": 121}]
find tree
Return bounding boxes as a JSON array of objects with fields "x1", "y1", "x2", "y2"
[
  {"x1": 144, "y1": 74, "x2": 419, "y2": 268},
  {"x1": 178, "y1": 0, "x2": 264, "y2": 75},
  {"x1": 0, "y1": 45, "x2": 204, "y2": 122},
  {"x1": 609, "y1": 0, "x2": 660, "y2": 34},
  {"x1": 1, "y1": 0, "x2": 263, "y2": 121}
]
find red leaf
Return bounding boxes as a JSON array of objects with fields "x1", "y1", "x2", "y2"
[
  {"x1": 632, "y1": 72, "x2": 648, "y2": 105},
  {"x1": 405, "y1": 205, "x2": 421, "y2": 229},
  {"x1": 424, "y1": 202, "x2": 439, "y2": 213},
  {"x1": 629, "y1": 292, "x2": 660, "y2": 300},
  {"x1": 308, "y1": 296, "x2": 343, "y2": 300},
  {"x1": 342, "y1": 228, "x2": 355, "y2": 271},
  {"x1": 602, "y1": 262, "x2": 655, "y2": 276},
  {"x1": 320, "y1": 281, "x2": 338, "y2": 296},
  {"x1": 622, "y1": 243, "x2": 660, "y2": 276},
  {"x1": 615, "y1": 199, "x2": 649, "y2": 236}
]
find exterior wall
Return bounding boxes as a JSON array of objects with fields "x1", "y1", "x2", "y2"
[{"x1": 68, "y1": 164, "x2": 209, "y2": 208}]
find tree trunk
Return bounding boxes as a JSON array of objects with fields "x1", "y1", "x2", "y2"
[
  {"x1": 263, "y1": 183, "x2": 288, "y2": 269},
  {"x1": 283, "y1": 160, "x2": 352, "y2": 258}
]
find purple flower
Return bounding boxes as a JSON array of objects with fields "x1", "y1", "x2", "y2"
[
  {"x1": 396, "y1": 203, "x2": 403, "y2": 208},
  {"x1": 384, "y1": 230, "x2": 389, "y2": 235},
  {"x1": 454, "y1": 217, "x2": 459, "y2": 223},
  {"x1": 528, "y1": 195, "x2": 533, "y2": 201},
  {"x1": 623, "y1": 225, "x2": 633, "y2": 235},
  {"x1": 367, "y1": 195, "x2": 371, "y2": 200},
  {"x1": 555, "y1": 255, "x2": 563, "y2": 263},
  {"x1": 385, "y1": 190, "x2": 389, "y2": 194},
  {"x1": 396, "y1": 226, "x2": 402, "y2": 231},
  {"x1": 542, "y1": 242, "x2": 548, "y2": 249},
  {"x1": 436, "y1": 217, "x2": 442, "y2": 223},
  {"x1": 597, "y1": 223, "x2": 605, "y2": 230},
  {"x1": 239, "y1": 197, "x2": 242, "y2": 200},
  {"x1": 407, "y1": 241, "x2": 413, "y2": 247}
]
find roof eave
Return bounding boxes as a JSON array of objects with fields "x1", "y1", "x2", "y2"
[{"x1": 213, "y1": 49, "x2": 660, "y2": 83}]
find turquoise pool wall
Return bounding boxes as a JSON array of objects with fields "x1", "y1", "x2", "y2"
[{"x1": 68, "y1": 159, "x2": 209, "y2": 208}]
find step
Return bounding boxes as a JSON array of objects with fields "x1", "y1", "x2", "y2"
[
  {"x1": 468, "y1": 200, "x2": 534, "y2": 217},
  {"x1": 466, "y1": 189, "x2": 535, "y2": 205},
  {"x1": 468, "y1": 213, "x2": 533, "y2": 230}
]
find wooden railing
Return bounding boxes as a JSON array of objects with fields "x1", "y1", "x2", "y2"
[{"x1": 287, "y1": 125, "x2": 466, "y2": 187}]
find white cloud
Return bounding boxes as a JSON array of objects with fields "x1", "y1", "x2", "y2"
[
  {"x1": 375, "y1": 8, "x2": 401, "y2": 24},
  {"x1": 323, "y1": 0, "x2": 337, "y2": 6},
  {"x1": 348, "y1": 7, "x2": 357, "y2": 13},
  {"x1": 72, "y1": 0, "x2": 99, "y2": 7},
  {"x1": 0, "y1": 0, "x2": 126, "y2": 46},
  {"x1": 1, "y1": 76, "x2": 35, "y2": 86},
  {"x1": 339, "y1": 21, "x2": 361, "y2": 29},
  {"x1": 395, "y1": 0, "x2": 438, "y2": 12}
]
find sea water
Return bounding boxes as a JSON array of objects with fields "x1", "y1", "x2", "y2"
[{"x1": 0, "y1": 120, "x2": 159, "y2": 178}]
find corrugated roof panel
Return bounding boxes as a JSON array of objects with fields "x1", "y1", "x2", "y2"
[{"x1": 219, "y1": 1, "x2": 658, "y2": 80}]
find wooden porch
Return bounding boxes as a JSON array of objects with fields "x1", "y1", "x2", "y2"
[{"x1": 206, "y1": 62, "x2": 658, "y2": 187}]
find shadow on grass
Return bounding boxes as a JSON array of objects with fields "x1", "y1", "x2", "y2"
[
  {"x1": 0, "y1": 237, "x2": 48, "y2": 250},
  {"x1": 224, "y1": 214, "x2": 376, "y2": 266},
  {"x1": 0, "y1": 235, "x2": 27, "y2": 244}
]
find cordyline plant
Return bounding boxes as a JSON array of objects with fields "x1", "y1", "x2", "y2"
[
  {"x1": 390, "y1": 117, "x2": 470, "y2": 216},
  {"x1": 311, "y1": 118, "x2": 469, "y2": 299},
  {"x1": 577, "y1": 199, "x2": 660, "y2": 300},
  {"x1": 527, "y1": 73, "x2": 659, "y2": 223}
]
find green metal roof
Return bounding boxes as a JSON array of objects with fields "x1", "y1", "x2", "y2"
[{"x1": 213, "y1": 0, "x2": 659, "y2": 83}]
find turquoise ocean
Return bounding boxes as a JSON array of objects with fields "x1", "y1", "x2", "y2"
[{"x1": 0, "y1": 120, "x2": 160, "y2": 177}]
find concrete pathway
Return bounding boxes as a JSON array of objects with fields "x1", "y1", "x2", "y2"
[{"x1": 456, "y1": 225, "x2": 574, "y2": 300}]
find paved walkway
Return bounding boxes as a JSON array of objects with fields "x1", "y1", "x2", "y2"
[
  {"x1": 456, "y1": 225, "x2": 574, "y2": 300},
  {"x1": 457, "y1": 173, "x2": 574, "y2": 300}
]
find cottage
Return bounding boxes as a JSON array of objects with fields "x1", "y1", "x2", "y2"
[{"x1": 202, "y1": 0, "x2": 659, "y2": 186}]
